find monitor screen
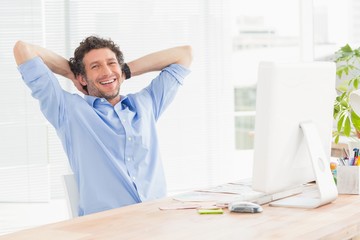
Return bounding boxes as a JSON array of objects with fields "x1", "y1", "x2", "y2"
[{"x1": 251, "y1": 61, "x2": 337, "y2": 208}]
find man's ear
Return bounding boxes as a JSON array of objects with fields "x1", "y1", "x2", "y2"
[{"x1": 77, "y1": 75, "x2": 87, "y2": 87}]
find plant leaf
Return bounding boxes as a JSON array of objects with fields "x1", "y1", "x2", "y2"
[
  {"x1": 337, "y1": 114, "x2": 345, "y2": 132},
  {"x1": 337, "y1": 80, "x2": 353, "y2": 92},
  {"x1": 336, "y1": 65, "x2": 349, "y2": 78},
  {"x1": 344, "y1": 117, "x2": 351, "y2": 136},
  {"x1": 351, "y1": 110, "x2": 360, "y2": 131},
  {"x1": 341, "y1": 44, "x2": 353, "y2": 53},
  {"x1": 355, "y1": 49, "x2": 360, "y2": 57},
  {"x1": 354, "y1": 78, "x2": 359, "y2": 89},
  {"x1": 340, "y1": 98, "x2": 349, "y2": 108}
]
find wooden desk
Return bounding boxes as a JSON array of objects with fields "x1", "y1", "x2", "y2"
[{"x1": 1, "y1": 194, "x2": 360, "y2": 240}]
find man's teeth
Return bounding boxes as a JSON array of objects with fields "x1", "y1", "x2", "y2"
[{"x1": 100, "y1": 79, "x2": 115, "y2": 85}]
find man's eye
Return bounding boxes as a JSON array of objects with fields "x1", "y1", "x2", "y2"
[{"x1": 91, "y1": 65, "x2": 98, "y2": 69}]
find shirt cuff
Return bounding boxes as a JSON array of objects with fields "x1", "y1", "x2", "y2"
[
  {"x1": 163, "y1": 64, "x2": 191, "y2": 85},
  {"x1": 18, "y1": 57, "x2": 48, "y2": 84}
]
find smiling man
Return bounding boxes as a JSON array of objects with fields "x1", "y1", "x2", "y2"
[
  {"x1": 79, "y1": 48, "x2": 123, "y2": 104},
  {"x1": 13, "y1": 36, "x2": 192, "y2": 216}
]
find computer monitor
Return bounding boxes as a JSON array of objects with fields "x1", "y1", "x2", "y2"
[{"x1": 251, "y1": 61, "x2": 338, "y2": 208}]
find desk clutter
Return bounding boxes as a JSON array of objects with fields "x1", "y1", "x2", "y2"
[
  {"x1": 332, "y1": 143, "x2": 360, "y2": 194},
  {"x1": 159, "y1": 200, "x2": 263, "y2": 214},
  {"x1": 160, "y1": 180, "x2": 266, "y2": 215},
  {"x1": 160, "y1": 179, "x2": 310, "y2": 215}
]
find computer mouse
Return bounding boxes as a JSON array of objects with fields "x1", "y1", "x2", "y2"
[{"x1": 228, "y1": 201, "x2": 263, "y2": 213}]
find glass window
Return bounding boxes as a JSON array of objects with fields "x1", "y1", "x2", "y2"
[{"x1": 234, "y1": 86, "x2": 256, "y2": 150}]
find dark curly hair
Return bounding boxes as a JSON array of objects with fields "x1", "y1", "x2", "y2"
[{"x1": 69, "y1": 36, "x2": 124, "y2": 77}]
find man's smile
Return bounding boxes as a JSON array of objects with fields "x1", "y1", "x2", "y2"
[{"x1": 99, "y1": 78, "x2": 116, "y2": 85}]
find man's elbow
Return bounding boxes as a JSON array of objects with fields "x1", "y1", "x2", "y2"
[
  {"x1": 13, "y1": 40, "x2": 25, "y2": 53},
  {"x1": 13, "y1": 40, "x2": 32, "y2": 66},
  {"x1": 179, "y1": 45, "x2": 193, "y2": 68}
]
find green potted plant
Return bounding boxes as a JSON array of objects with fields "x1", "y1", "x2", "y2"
[{"x1": 333, "y1": 44, "x2": 360, "y2": 143}]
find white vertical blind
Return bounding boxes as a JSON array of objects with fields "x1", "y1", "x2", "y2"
[
  {"x1": 43, "y1": 0, "x2": 73, "y2": 199},
  {"x1": 0, "y1": 0, "x2": 50, "y2": 202},
  {"x1": 350, "y1": 0, "x2": 360, "y2": 44}
]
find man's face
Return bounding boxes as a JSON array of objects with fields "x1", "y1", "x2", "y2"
[{"x1": 80, "y1": 48, "x2": 125, "y2": 105}]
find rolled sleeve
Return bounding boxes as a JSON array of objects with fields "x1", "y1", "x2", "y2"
[
  {"x1": 18, "y1": 57, "x2": 49, "y2": 84},
  {"x1": 18, "y1": 56, "x2": 66, "y2": 129},
  {"x1": 162, "y1": 64, "x2": 191, "y2": 85},
  {"x1": 138, "y1": 64, "x2": 191, "y2": 120}
]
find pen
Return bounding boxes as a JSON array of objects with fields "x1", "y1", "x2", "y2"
[
  {"x1": 343, "y1": 147, "x2": 349, "y2": 158},
  {"x1": 353, "y1": 148, "x2": 359, "y2": 166},
  {"x1": 337, "y1": 158, "x2": 346, "y2": 166},
  {"x1": 356, "y1": 149, "x2": 359, "y2": 166},
  {"x1": 356, "y1": 149, "x2": 360, "y2": 166},
  {"x1": 353, "y1": 148, "x2": 356, "y2": 165},
  {"x1": 340, "y1": 158, "x2": 346, "y2": 166}
]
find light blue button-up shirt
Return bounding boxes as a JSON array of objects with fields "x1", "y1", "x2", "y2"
[{"x1": 18, "y1": 57, "x2": 190, "y2": 216}]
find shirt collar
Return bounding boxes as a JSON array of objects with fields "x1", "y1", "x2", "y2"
[
  {"x1": 84, "y1": 95, "x2": 133, "y2": 109},
  {"x1": 84, "y1": 95, "x2": 100, "y2": 107}
]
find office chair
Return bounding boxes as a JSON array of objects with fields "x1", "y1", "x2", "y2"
[{"x1": 62, "y1": 173, "x2": 79, "y2": 218}]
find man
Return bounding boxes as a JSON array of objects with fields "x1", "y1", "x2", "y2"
[{"x1": 13, "y1": 36, "x2": 192, "y2": 216}]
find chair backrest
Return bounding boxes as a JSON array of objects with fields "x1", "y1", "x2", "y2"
[{"x1": 62, "y1": 173, "x2": 79, "y2": 218}]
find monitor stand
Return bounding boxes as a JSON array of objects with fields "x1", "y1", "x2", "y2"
[{"x1": 269, "y1": 121, "x2": 338, "y2": 208}]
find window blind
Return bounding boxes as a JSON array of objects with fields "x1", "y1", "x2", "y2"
[{"x1": 0, "y1": 0, "x2": 50, "y2": 202}]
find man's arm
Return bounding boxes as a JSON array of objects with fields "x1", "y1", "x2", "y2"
[
  {"x1": 13, "y1": 41, "x2": 86, "y2": 94},
  {"x1": 127, "y1": 45, "x2": 192, "y2": 77}
]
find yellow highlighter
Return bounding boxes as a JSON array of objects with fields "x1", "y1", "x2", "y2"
[{"x1": 197, "y1": 208, "x2": 224, "y2": 214}]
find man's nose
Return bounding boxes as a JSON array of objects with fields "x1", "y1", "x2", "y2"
[{"x1": 102, "y1": 65, "x2": 112, "y2": 75}]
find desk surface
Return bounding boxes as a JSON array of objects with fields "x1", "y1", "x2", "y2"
[{"x1": 1, "y1": 193, "x2": 360, "y2": 240}]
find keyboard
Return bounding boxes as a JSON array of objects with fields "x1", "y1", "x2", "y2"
[{"x1": 173, "y1": 179, "x2": 304, "y2": 205}]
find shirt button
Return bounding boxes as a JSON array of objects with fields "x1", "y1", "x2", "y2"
[
  {"x1": 127, "y1": 157, "x2": 131, "y2": 162},
  {"x1": 132, "y1": 176, "x2": 136, "y2": 181},
  {"x1": 122, "y1": 119, "x2": 126, "y2": 123},
  {"x1": 100, "y1": 99, "x2": 105, "y2": 102},
  {"x1": 128, "y1": 137, "x2": 132, "y2": 141}
]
